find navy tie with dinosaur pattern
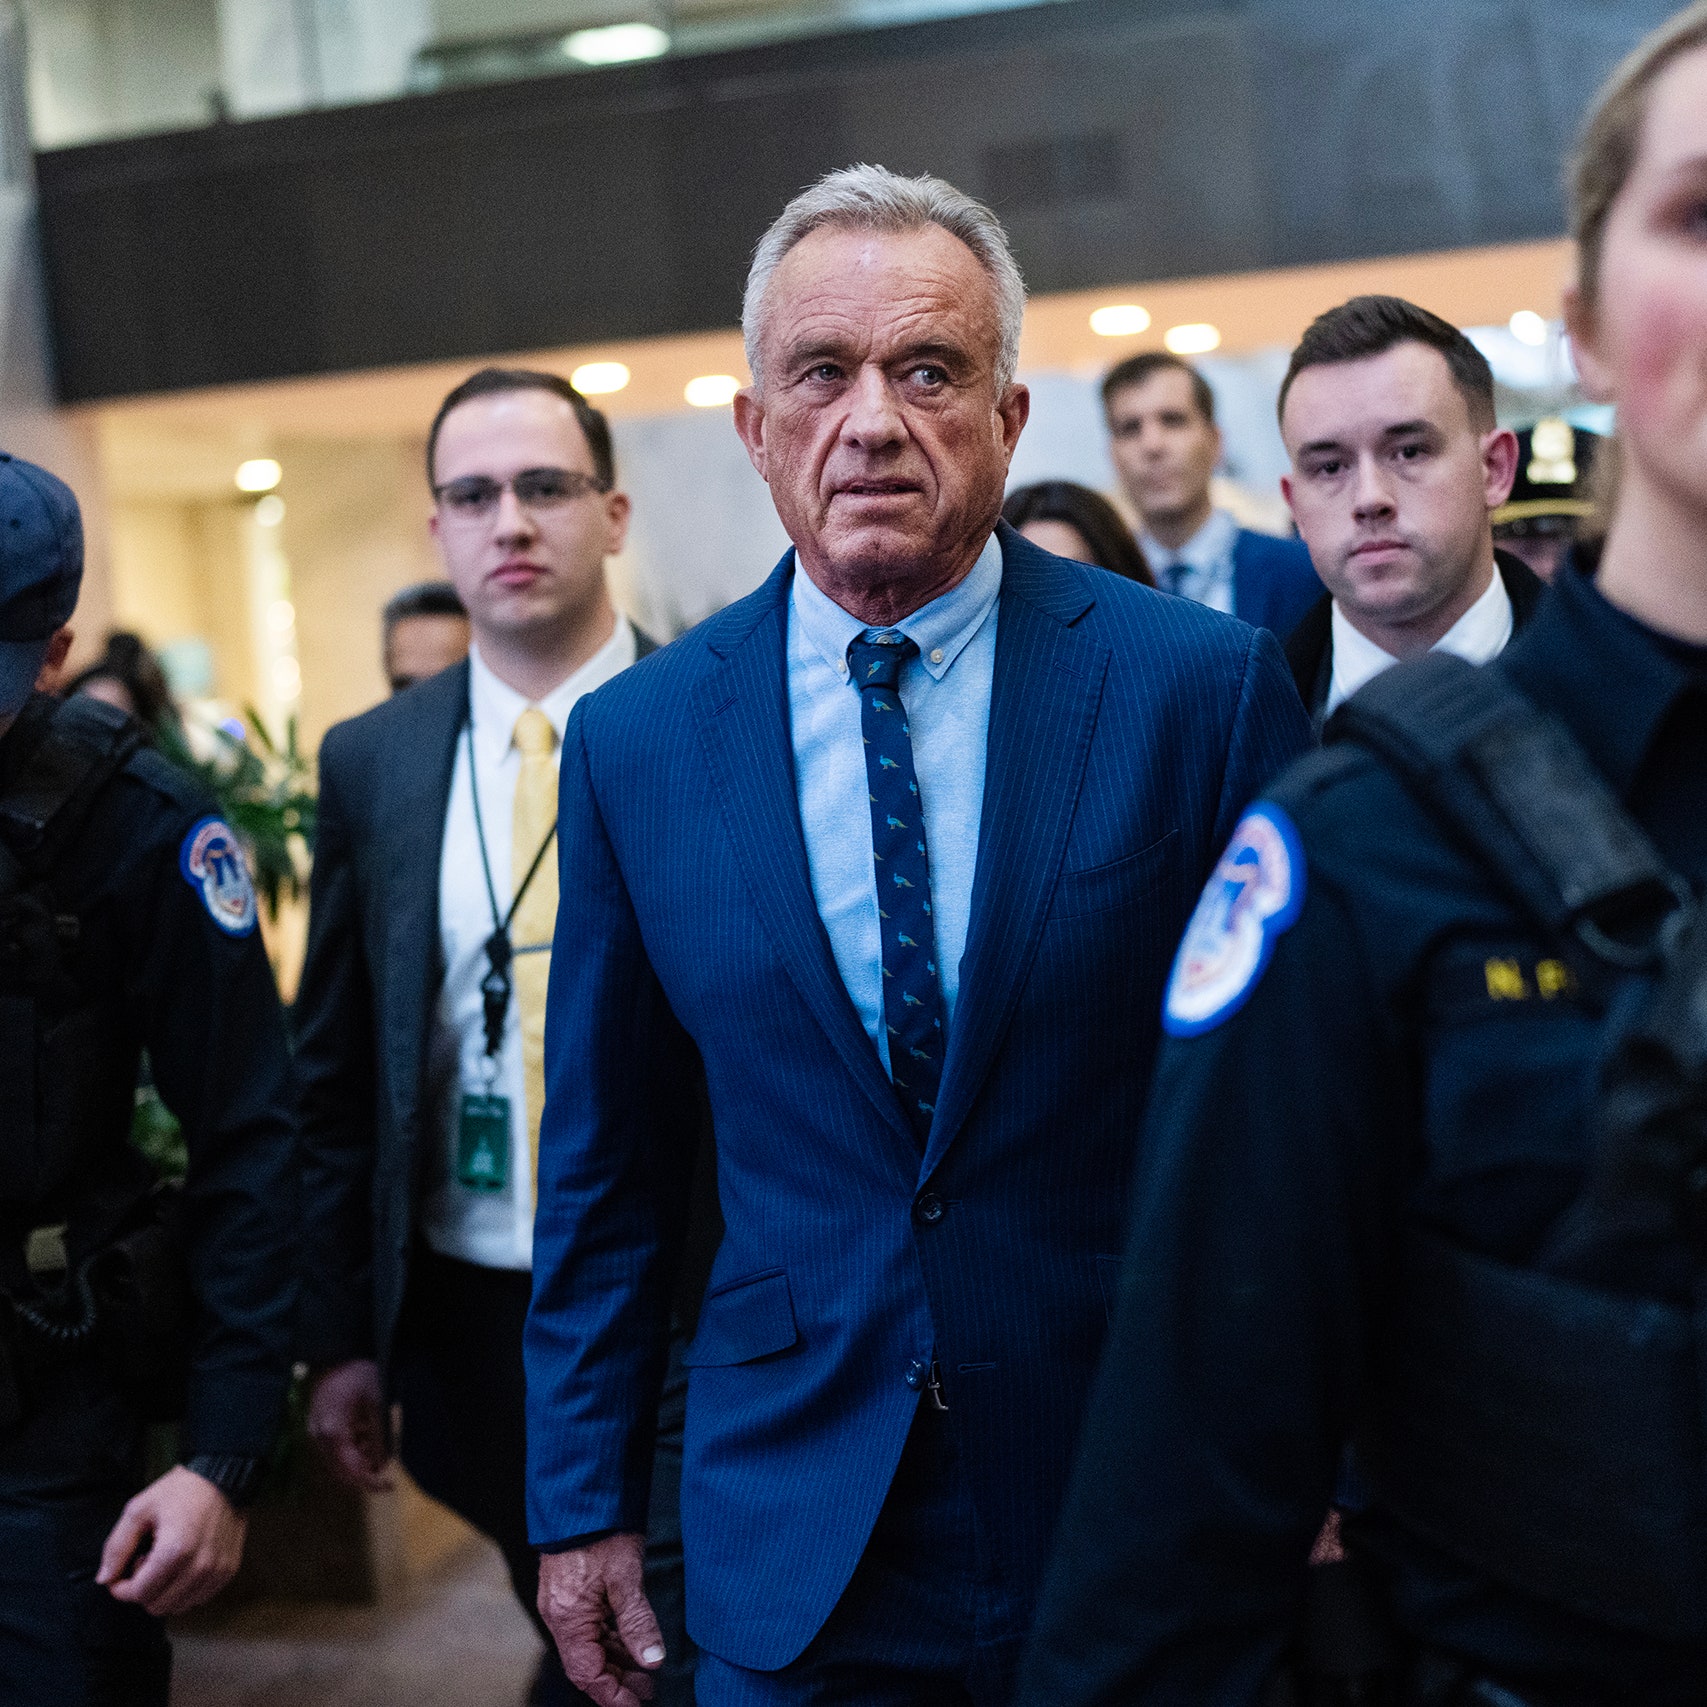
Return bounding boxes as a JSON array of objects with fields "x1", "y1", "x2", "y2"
[{"x1": 847, "y1": 629, "x2": 946, "y2": 1146}]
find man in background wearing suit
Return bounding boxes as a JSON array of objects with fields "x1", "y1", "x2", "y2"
[
  {"x1": 1277, "y1": 297, "x2": 1544, "y2": 728},
  {"x1": 294, "y1": 368, "x2": 694, "y2": 1706},
  {"x1": 1103, "y1": 351, "x2": 1322, "y2": 638},
  {"x1": 526, "y1": 166, "x2": 1311, "y2": 1707}
]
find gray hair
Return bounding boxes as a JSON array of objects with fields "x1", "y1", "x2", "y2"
[{"x1": 742, "y1": 164, "x2": 1027, "y2": 393}]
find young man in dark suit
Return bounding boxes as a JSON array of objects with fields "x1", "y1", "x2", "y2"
[
  {"x1": 1277, "y1": 297, "x2": 1546, "y2": 727},
  {"x1": 1103, "y1": 351, "x2": 1323, "y2": 638},
  {"x1": 294, "y1": 368, "x2": 699, "y2": 1706}
]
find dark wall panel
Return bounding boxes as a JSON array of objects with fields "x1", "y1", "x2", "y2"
[{"x1": 34, "y1": 0, "x2": 1672, "y2": 402}]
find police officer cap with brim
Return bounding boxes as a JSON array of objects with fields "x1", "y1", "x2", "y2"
[
  {"x1": 0, "y1": 453, "x2": 82, "y2": 718},
  {"x1": 1492, "y1": 417, "x2": 1601, "y2": 537}
]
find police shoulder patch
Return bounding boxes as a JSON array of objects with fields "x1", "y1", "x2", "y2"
[
  {"x1": 179, "y1": 816, "x2": 258, "y2": 937},
  {"x1": 1163, "y1": 801, "x2": 1305, "y2": 1037}
]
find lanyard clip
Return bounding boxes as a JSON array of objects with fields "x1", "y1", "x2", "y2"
[{"x1": 480, "y1": 928, "x2": 512, "y2": 1058}]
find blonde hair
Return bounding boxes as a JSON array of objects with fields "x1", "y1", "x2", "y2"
[
  {"x1": 1572, "y1": 1, "x2": 1707, "y2": 304},
  {"x1": 742, "y1": 164, "x2": 1026, "y2": 394}
]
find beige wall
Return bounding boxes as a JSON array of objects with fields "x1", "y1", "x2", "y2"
[
  {"x1": 277, "y1": 435, "x2": 440, "y2": 747},
  {"x1": 107, "y1": 496, "x2": 263, "y2": 712}
]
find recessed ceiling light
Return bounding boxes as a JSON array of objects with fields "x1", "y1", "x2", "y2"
[
  {"x1": 571, "y1": 361, "x2": 631, "y2": 396},
  {"x1": 235, "y1": 458, "x2": 281, "y2": 493},
  {"x1": 1089, "y1": 304, "x2": 1151, "y2": 337},
  {"x1": 561, "y1": 22, "x2": 669, "y2": 64},
  {"x1": 1163, "y1": 323, "x2": 1221, "y2": 356},
  {"x1": 1509, "y1": 309, "x2": 1549, "y2": 347},
  {"x1": 685, "y1": 374, "x2": 740, "y2": 408}
]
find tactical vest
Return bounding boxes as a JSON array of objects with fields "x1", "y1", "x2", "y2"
[
  {"x1": 0, "y1": 694, "x2": 144, "y2": 1225},
  {"x1": 1328, "y1": 654, "x2": 1707, "y2": 1645}
]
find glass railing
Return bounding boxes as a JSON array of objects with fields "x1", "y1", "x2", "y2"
[{"x1": 22, "y1": 0, "x2": 1069, "y2": 150}]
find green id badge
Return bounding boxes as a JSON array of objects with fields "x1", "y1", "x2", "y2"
[{"x1": 457, "y1": 1093, "x2": 510, "y2": 1192}]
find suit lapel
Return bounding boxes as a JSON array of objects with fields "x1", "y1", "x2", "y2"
[
  {"x1": 381, "y1": 661, "x2": 466, "y2": 1147},
  {"x1": 923, "y1": 533, "x2": 1109, "y2": 1178},
  {"x1": 693, "y1": 564, "x2": 916, "y2": 1152}
]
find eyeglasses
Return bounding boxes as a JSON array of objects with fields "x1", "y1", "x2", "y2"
[{"x1": 433, "y1": 467, "x2": 609, "y2": 519}]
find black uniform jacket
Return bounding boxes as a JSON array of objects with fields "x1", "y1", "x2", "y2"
[
  {"x1": 0, "y1": 697, "x2": 298, "y2": 1458},
  {"x1": 1284, "y1": 549, "x2": 1546, "y2": 723},
  {"x1": 294, "y1": 637, "x2": 715, "y2": 1376},
  {"x1": 1018, "y1": 562, "x2": 1707, "y2": 1705}
]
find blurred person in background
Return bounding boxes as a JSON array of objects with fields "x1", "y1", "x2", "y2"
[
  {"x1": 1277, "y1": 297, "x2": 1545, "y2": 727},
  {"x1": 383, "y1": 579, "x2": 471, "y2": 695},
  {"x1": 64, "y1": 631, "x2": 181, "y2": 743},
  {"x1": 1491, "y1": 418, "x2": 1605, "y2": 583},
  {"x1": 1102, "y1": 351, "x2": 1321, "y2": 636},
  {"x1": 525, "y1": 164, "x2": 1308, "y2": 1707},
  {"x1": 293, "y1": 368, "x2": 704, "y2": 1706},
  {"x1": 0, "y1": 457, "x2": 297, "y2": 1705},
  {"x1": 1018, "y1": 7, "x2": 1707, "y2": 1702},
  {"x1": 1001, "y1": 480, "x2": 1153, "y2": 584}
]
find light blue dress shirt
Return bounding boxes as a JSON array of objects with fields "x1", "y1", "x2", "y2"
[
  {"x1": 1141, "y1": 506, "x2": 1240, "y2": 614},
  {"x1": 788, "y1": 533, "x2": 1002, "y2": 1075}
]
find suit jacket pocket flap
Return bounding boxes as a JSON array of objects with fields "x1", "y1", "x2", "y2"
[
  {"x1": 1052, "y1": 830, "x2": 1179, "y2": 920},
  {"x1": 682, "y1": 1268, "x2": 798, "y2": 1367}
]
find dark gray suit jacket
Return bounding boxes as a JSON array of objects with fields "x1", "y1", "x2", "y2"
[{"x1": 294, "y1": 634, "x2": 680, "y2": 1372}]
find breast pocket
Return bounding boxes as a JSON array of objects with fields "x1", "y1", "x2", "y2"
[
  {"x1": 681, "y1": 1268, "x2": 799, "y2": 1367},
  {"x1": 1050, "y1": 830, "x2": 1179, "y2": 922}
]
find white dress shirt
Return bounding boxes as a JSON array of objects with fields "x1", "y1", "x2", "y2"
[
  {"x1": 1141, "y1": 507, "x2": 1240, "y2": 614},
  {"x1": 788, "y1": 534, "x2": 1002, "y2": 1075},
  {"x1": 1325, "y1": 562, "x2": 1514, "y2": 716},
  {"x1": 421, "y1": 621, "x2": 637, "y2": 1270}
]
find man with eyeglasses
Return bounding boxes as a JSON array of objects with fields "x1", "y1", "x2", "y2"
[{"x1": 294, "y1": 367, "x2": 708, "y2": 1705}]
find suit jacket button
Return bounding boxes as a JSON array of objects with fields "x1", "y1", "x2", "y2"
[
  {"x1": 905, "y1": 1359, "x2": 928, "y2": 1390},
  {"x1": 914, "y1": 1193, "x2": 944, "y2": 1226}
]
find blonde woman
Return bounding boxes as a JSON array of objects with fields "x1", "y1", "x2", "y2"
[{"x1": 1020, "y1": 7, "x2": 1707, "y2": 1703}]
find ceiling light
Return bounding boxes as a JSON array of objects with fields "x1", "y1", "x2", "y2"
[
  {"x1": 685, "y1": 374, "x2": 740, "y2": 408},
  {"x1": 571, "y1": 361, "x2": 630, "y2": 396},
  {"x1": 561, "y1": 22, "x2": 669, "y2": 64},
  {"x1": 235, "y1": 458, "x2": 281, "y2": 493},
  {"x1": 1509, "y1": 309, "x2": 1549, "y2": 347},
  {"x1": 1163, "y1": 323, "x2": 1221, "y2": 356},
  {"x1": 1089, "y1": 304, "x2": 1151, "y2": 337},
  {"x1": 268, "y1": 598, "x2": 296, "y2": 634},
  {"x1": 255, "y1": 494, "x2": 286, "y2": 527},
  {"x1": 272, "y1": 655, "x2": 302, "y2": 700}
]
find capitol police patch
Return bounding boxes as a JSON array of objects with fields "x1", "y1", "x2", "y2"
[
  {"x1": 1164, "y1": 802, "x2": 1305, "y2": 1037},
  {"x1": 179, "y1": 817, "x2": 258, "y2": 937}
]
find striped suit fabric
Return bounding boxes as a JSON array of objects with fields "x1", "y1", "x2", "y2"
[{"x1": 525, "y1": 522, "x2": 1312, "y2": 1673}]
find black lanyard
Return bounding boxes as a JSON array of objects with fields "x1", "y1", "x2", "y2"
[{"x1": 465, "y1": 715, "x2": 558, "y2": 1062}]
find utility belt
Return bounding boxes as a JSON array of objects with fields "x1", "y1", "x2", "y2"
[{"x1": 0, "y1": 1182, "x2": 192, "y2": 1432}]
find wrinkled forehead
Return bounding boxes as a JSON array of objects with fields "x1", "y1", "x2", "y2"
[{"x1": 761, "y1": 223, "x2": 1002, "y2": 364}]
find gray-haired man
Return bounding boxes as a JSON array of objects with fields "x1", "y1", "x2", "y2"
[{"x1": 526, "y1": 165, "x2": 1309, "y2": 1707}]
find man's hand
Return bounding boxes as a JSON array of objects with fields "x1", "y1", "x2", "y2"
[
  {"x1": 307, "y1": 1358, "x2": 394, "y2": 1491},
  {"x1": 96, "y1": 1465, "x2": 248, "y2": 1617},
  {"x1": 539, "y1": 1532, "x2": 664, "y2": 1707}
]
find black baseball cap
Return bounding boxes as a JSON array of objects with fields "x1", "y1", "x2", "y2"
[{"x1": 0, "y1": 453, "x2": 83, "y2": 716}]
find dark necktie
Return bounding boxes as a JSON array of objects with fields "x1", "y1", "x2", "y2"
[
  {"x1": 847, "y1": 629, "x2": 946, "y2": 1145},
  {"x1": 1156, "y1": 557, "x2": 1186, "y2": 596}
]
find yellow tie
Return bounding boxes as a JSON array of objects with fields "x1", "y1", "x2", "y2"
[{"x1": 511, "y1": 708, "x2": 559, "y2": 1196}]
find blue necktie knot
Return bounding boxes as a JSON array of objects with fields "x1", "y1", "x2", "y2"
[{"x1": 847, "y1": 630, "x2": 915, "y2": 692}]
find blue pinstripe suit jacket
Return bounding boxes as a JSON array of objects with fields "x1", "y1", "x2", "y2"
[{"x1": 525, "y1": 523, "x2": 1311, "y2": 1669}]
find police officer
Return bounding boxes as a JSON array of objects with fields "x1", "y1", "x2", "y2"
[
  {"x1": 0, "y1": 456, "x2": 297, "y2": 1703},
  {"x1": 1491, "y1": 417, "x2": 1604, "y2": 586},
  {"x1": 1016, "y1": 5, "x2": 1707, "y2": 1703}
]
